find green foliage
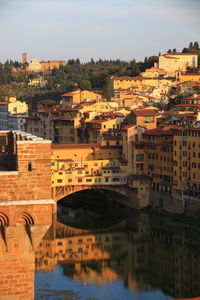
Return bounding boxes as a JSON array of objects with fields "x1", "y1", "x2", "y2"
[
  {"x1": 102, "y1": 77, "x2": 112, "y2": 100},
  {"x1": 182, "y1": 41, "x2": 200, "y2": 69},
  {"x1": 79, "y1": 79, "x2": 92, "y2": 91}
]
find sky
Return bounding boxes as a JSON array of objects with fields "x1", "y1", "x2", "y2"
[{"x1": 0, "y1": 0, "x2": 199, "y2": 63}]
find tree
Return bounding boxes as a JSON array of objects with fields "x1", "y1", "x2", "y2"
[
  {"x1": 173, "y1": 48, "x2": 177, "y2": 53},
  {"x1": 130, "y1": 59, "x2": 140, "y2": 76},
  {"x1": 102, "y1": 77, "x2": 111, "y2": 100},
  {"x1": 189, "y1": 42, "x2": 194, "y2": 50},
  {"x1": 79, "y1": 79, "x2": 92, "y2": 91},
  {"x1": 167, "y1": 49, "x2": 172, "y2": 53},
  {"x1": 194, "y1": 41, "x2": 199, "y2": 50}
]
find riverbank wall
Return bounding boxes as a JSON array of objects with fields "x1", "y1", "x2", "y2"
[{"x1": 150, "y1": 190, "x2": 200, "y2": 217}]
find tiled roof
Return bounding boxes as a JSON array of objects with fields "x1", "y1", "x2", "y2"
[
  {"x1": 133, "y1": 110, "x2": 158, "y2": 116},
  {"x1": 52, "y1": 144, "x2": 99, "y2": 149},
  {"x1": 0, "y1": 102, "x2": 9, "y2": 105},
  {"x1": 144, "y1": 128, "x2": 173, "y2": 136},
  {"x1": 53, "y1": 117, "x2": 75, "y2": 121},
  {"x1": 86, "y1": 119, "x2": 109, "y2": 124}
]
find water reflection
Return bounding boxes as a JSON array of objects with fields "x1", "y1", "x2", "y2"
[
  {"x1": 0, "y1": 203, "x2": 200, "y2": 300},
  {"x1": 35, "y1": 211, "x2": 200, "y2": 300}
]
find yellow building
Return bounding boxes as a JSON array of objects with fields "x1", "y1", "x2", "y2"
[
  {"x1": 51, "y1": 143, "x2": 123, "y2": 162},
  {"x1": 61, "y1": 89, "x2": 102, "y2": 107},
  {"x1": 173, "y1": 127, "x2": 200, "y2": 203},
  {"x1": 51, "y1": 157, "x2": 127, "y2": 188},
  {"x1": 141, "y1": 67, "x2": 166, "y2": 78},
  {"x1": 27, "y1": 58, "x2": 42, "y2": 72},
  {"x1": 86, "y1": 117, "x2": 124, "y2": 144},
  {"x1": 131, "y1": 127, "x2": 174, "y2": 194},
  {"x1": 110, "y1": 76, "x2": 175, "y2": 95},
  {"x1": 177, "y1": 72, "x2": 200, "y2": 83},
  {"x1": 159, "y1": 53, "x2": 198, "y2": 75}
]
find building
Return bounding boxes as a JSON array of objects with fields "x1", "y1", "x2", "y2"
[
  {"x1": 0, "y1": 97, "x2": 28, "y2": 130},
  {"x1": 177, "y1": 72, "x2": 200, "y2": 83},
  {"x1": 25, "y1": 107, "x2": 60, "y2": 140},
  {"x1": 28, "y1": 77, "x2": 47, "y2": 87},
  {"x1": 126, "y1": 109, "x2": 158, "y2": 130},
  {"x1": 21, "y1": 52, "x2": 27, "y2": 64},
  {"x1": 25, "y1": 56, "x2": 67, "y2": 72},
  {"x1": 61, "y1": 89, "x2": 102, "y2": 107},
  {"x1": 141, "y1": 67, "x2": 166, "y2": 78},
  {"x1": 40, "y1": 60, "x2": 67, "y2": 71},
  {"x1": 110, "y1": 76, "x2": 175, "y2": 95},
  {"x1": 85, "y1": 117, "x2": 124, "y2": 144},
  {"x1": 8, "y1": 113, "x2": 27, "y2": 131},
  {"x1": 28, "y1": 58, "x2": 42, "y2": 72},
  {"x1": 159, "y1": 53, "x2": 198, "y2": 75},
  {"x1": 173, "y1": 127, "x2": 200, "y2": 205}
]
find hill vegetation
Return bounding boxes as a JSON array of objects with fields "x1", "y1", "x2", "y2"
[{"x1": 0, "y1": 41, "x2": 199, "y2": 109}]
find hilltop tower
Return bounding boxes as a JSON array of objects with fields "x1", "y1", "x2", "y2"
[{"x1": 22, "y1": 52, "x2": 27, "y2": 64}]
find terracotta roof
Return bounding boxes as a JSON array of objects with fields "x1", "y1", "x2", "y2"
[
  {"x1": 144, "y1": 128, "x2": 173, "y2": 136},
  {"x1": 62, "y1": 90, "x2": 80, "y2": 97},
  {"x1": 164, "y1": 52, "x2": 197, "y2": 56},
  {"x1": 182, "y1": 96, "x2": 200, "y2": 100},
  {"x1": 86, "y1": 119, "x2": 108, "y2": 124},
  {"x1": 53, "y1": 117, "x2": 75, "y2": 121},
  {"x1": 52, "y1": 144, "x2": 99, "y2": 149},
  {"x1": 0, "y1": 102, "x2": 9, "y2": 105},
  {"x1": 123, "y1": 124, "x2": 135, "y2": 130},
  {"x1": 38, "y1": 107, "x2": 60, "y2": 113},
  {"x1": 133, "y1": 110, "x2": 158, "y2": 116}
]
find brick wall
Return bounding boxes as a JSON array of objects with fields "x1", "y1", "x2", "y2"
[
  {"x1": 0, "y1": 141, "x2": 52, "y2": 202},
  {"x1": 0, "y1": 139, "x2": 55, "y2": 225}
]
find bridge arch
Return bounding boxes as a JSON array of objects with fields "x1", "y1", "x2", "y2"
[
  {"x1": 0, "y1": 212, "x2": 9, "y2": 226},
  {"x1": 55, "y1": 185, "x2": 128, "y2": 201},
  {"x1": 15, "y1": 212, "x2": 35, "y2": 226}
]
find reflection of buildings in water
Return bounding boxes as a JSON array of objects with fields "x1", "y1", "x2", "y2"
[
  {"x1": 71, "y1": 262, "x2": 119, "y2": 285},
  {"x1": 35, "y1": 214, "x2": 200, "y2": 299}
]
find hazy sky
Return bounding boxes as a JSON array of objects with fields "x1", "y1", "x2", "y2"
[{"x1": 0, "y1": 0, "x2": 199, "y2": 63}]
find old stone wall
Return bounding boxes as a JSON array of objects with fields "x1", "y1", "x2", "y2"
[{"x1": 0, "y1": 141, "x2": 52, "y2": 202}]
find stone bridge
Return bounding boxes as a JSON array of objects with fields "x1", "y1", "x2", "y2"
[
  {"x1": 53, "y1": 179, "x2": 150, "y2": 209},
  {"x1": 0, "y1": 131, "x2": 55, "y2": 300}
]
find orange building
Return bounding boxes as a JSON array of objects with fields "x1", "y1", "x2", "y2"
[
  {"x1": 61, "y1": 89, "x2": 102, "y2": 107},
  {"x1": 130, "y1": 109, "x2": 158, "y2": 130}
]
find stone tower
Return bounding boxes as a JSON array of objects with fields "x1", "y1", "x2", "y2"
[{"x1": 22, "y1": 52, "x2": 27, "y2": 64}]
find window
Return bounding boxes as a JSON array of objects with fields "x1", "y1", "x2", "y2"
[
  {"x1": 57, "y1": 179, "x2": 62, "y2": 183},
  {"x1": 78, "y1": 178, "x2": 82, "y2": 183},
  {"x1": 86, "y1": 178, "x2": 92, "y2": 182},
  {"x1": 28, "y1": 162, "x2": 32, "y2": 171}
]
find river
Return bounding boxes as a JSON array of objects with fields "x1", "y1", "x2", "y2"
[{"x1": 34, "y1": 197, "x2": 200, "y2": 300}]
